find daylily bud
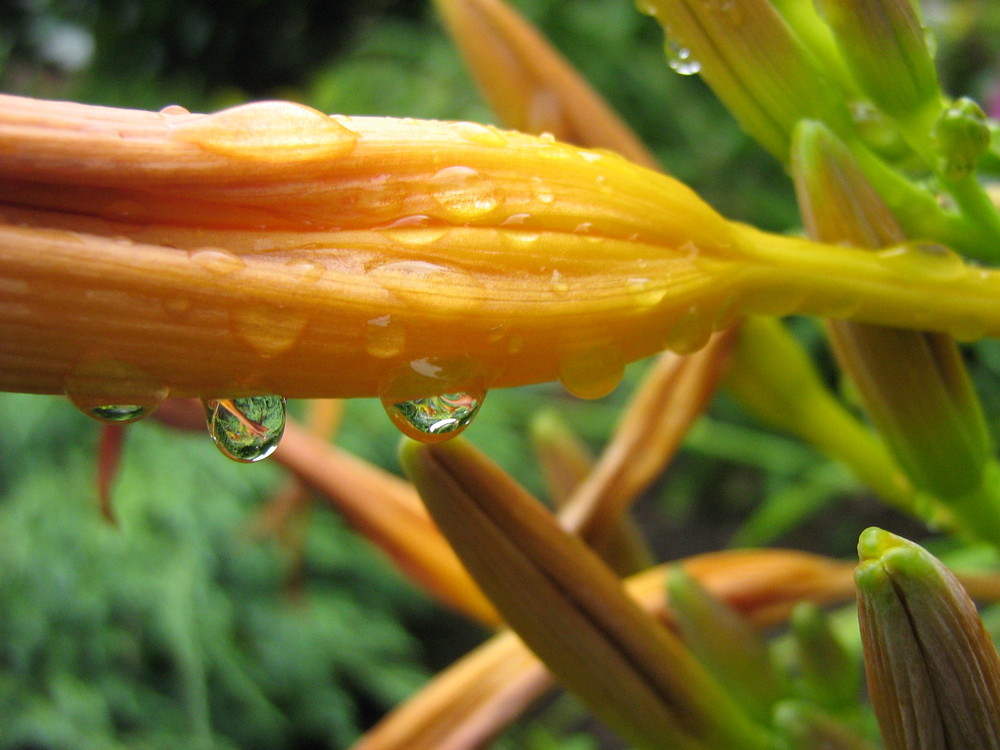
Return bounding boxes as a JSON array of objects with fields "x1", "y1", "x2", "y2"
[
  {"x1": 817, "y1": 0, "x2": 942, "y2": 126},
  {"x1": 434, "y1": 0, "x2": 658, "y2": 168},
  {"x1": 667, "y1": 566, "x2": 790, "y2": 723},
  {"x1": 724, "y1": 317, "x2": 915, "y2": 514},
  {"x1": 856, "y1": 528, "x2": 1000, "y2": 750},
  {"x1": 402, "y1": 438, "x2": 774, "y2": 750},
  {"x1": 638, "y1": 0, "x2": 851, "y2": 159},
  {"x1": 5, "y1": 96, "x2": 1000, "y2": 405},
  {"x1": 790, "y1": 602, "x2": 861, "y2": 712},
  {"x1": 934, "y1": 97, "x2": 992, "y2": 181},
  {"x1": 792, "y1": 120, "x2": 1000, "y2": 537}
]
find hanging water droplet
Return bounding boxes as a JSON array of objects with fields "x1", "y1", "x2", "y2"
[
  {"x1": 664, "y1": 39, "x2": 701, "y2": 75},
  {"x1": 382, "y1": 391, "x2": 485, "y2": 443},
  {"x1": 65, "y1": 361, "x2": 168, "y2": 424},
  {"x1": 558, "y1": 345, "x2": 625, "y2": 399},
  {"x1": 88, "y1": 404, "x2": 149, "y2": 423},
  {"x1": 203, "y1": 395, "x2": 286, "y2": 462}
]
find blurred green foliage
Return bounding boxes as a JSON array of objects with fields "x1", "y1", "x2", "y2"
[{"x1": 3, "y1": 1, "x2": 1000, "y2": 748}]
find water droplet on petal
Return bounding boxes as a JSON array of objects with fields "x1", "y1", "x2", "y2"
[
  {"x1": 365, "y1": 314, "x2": 407, "y2": 359},
  {"x1": 159, "y1": 104, "x2": 190, "y2": 115},
  {"x1": 530, "y1": 176, "x2": 555, "y2": 204},
  {"x1": 877, "y1": 241, "x2": 967, "y2": 280},
  {"x1": 230, "y1": 302, "x2": 310, "y2": 357},
  {"x1": 558, "y1": 345, "x2": 625, "y2": 399},
  {"x1": 382, "y1": 391, "x2": 485, "y2": 443},
  {"x1": 171, "y1": 101, "x2": 357, "y2": 160},
  {"x1": 451, "y1": 121, "x2": 508, "y2": 147},
  {"x1": 65, "y1": 361, "x2": 167, "y2": 423},
  {"x1": 664, "y1": 39, "x2": 701, "y2": 75},
  {"x1": 428, "y1": 166, "x2": 504, "y2": 221},
  {"x1": 284, "y1": 259, "x2": 325, "y2": 283},
  {"x1": 189, "y1": 247, "x2": 246, "y2": 275},
  {"x1": 203, "y1": 395, "x2": 285, "y2": 462},
  {"x1": 87, "y1": 404, "x2": 150, "y2": 423}
]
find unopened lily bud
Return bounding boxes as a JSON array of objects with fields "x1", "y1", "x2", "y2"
[
  {"x1": 818, "y1": 0, "x2": 942, "y2": 126},
  {"x1": 6, "y1": 96, "x2": 1000, "y2": 407},
  {"x1": 790, "y1": 602, "x2": 861, "y2": 712},
  {"x1": 934, "y1": 97, "x2": 992, "y2": 181},
  {"x1": 856, "y1": 528, "x2": 1000, "y2": 750},
  {"x1": 638, "y1": 0, "x2": 851, "y2": 159},
  {"x1": 793, "y1": 120, "x2": 999, "y2": 538},
  {"x1": 668, "y1": 566, "x2": 790, "y2": 723}
]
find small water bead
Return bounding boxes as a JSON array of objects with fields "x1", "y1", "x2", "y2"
[
  {"x1": 364, "y1": 314, "x2": 407, "y2": 359},
  {"x1": 428, "y1": 166, "x2": 504, "y2": 221},
  {"x1": 283, "y1": 259, "x2": 325, "y2": 284},
  {"x1": 203, "y1": 395, "x2": 286, "y2": 462},
  {"x1": 171, "y1": 101, "x2": 357, "y2": 160},
  {"x1": 189, "y1": 247, "x2": 247, "y2": 275},
  {"x1": 451, "y1": 121, "x2": 508, "y2": 147},
  {"x1": 664, "y1": 40, "x2": 701, "y2": 75},
  {"x1": 159, "y1": 104, "x2": 190, "y2": 115},
  {"x1": 369, "y1": 260, "x2": 480, "y2": 315},
  {"x1": 530, "y1": 176, "x2": 555, "y2": 204},
  {"x1": 230, "y1": 302, "x2": 311, "y2": 357},
  {"x1": 876, "y1": 242, "x2": 968, "y2": 280},
  {"x1": 88, "y1": 404, "x2": 151, "y2": 423},
  {"x1": 558, "y1": 345, "x2": 625, "y2": 400},
  {"x1": 66, "y1": 363, "x2": 168, "y2": 423},
  {"x1": 382, "y1": 391, "x2": 485, "y2": 444}
]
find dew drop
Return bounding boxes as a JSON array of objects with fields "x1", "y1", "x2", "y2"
[
  {"x1": 65, "y1": 362, "x2": 168, "y2": 423},
  {"x1": 88, "y1": 404, "x2": 150, "y2": 423},
  {"x1": 635, "y1": 0, "x2": 659, "y2": 18},
  {"x1": 284, "y1": 259, "x2": 325, "y2": 283},
  {"x1": 530, "y1": 176, "x2": 555, "y2": 204},
  {"x1": 230, "y1": 302, "x2": 310, "y2": 357},
  {"x1": 365, "y1": 314, "x2": 407, "y2": 359},
  {"x1": 381, "y1": 391, "x2": 485, "y2": 443},
  {"x1": 203, "y1": 395, "x2": 286, "y2": 462},
  {"x1": 451, "y1": 121, "x2": 508, "y2": 147},
  {"x1": 558, "y1": 345, "x2": 625, "y2": 399},
  {"x1": 377, "y1": 215, "x2": 449, "y2": 245},
  {"x1": 664, "y1": 306, "x2": 713, "y2": 354},
  {"x1": 664, "y1": 39, "x2": 701, "y2": 75},
  {"x1": 159, "y1": 104, "x2": 190, "y2": 115},
  {"x1": 189, "y1": 247, "x2": 246, "y2": 275},
  {"x1": 876, "y1": 241, "x2": 968, "y2": 280},
  {"x1": 626, "y1": 277, "x2": 667, "y2": 310},
  {"x1": 171, "y1": 101, "x2": 357, "y2": 160},
  {"x1": 369, "y1": 260, "x2": 480, "y2": 314},
  {"x1": 428, "y1": 165, "x2": 504, "y2": 221}
]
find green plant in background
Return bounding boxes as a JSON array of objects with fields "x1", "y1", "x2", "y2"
[{"x1": 4, "y1": 0, "x2": 1000, "y2": 748}]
